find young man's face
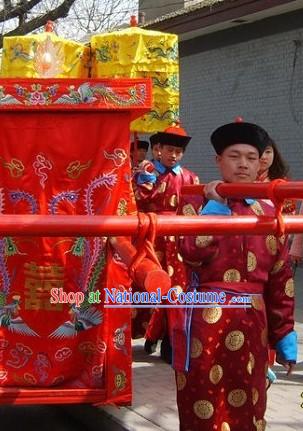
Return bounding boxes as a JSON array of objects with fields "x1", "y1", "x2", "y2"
[
  {"x1": 160, "y1": 144, "x2": 184, "y2": 168},
  {"x1": 152, "y1": 143, "x2": 161, "y2": 161},
  {"x1": 216, "y1": 143, "x2": 260, "y2": 183}
]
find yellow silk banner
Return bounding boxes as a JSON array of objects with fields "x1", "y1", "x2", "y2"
[
  {"x1": 1, "y1": 32, "x2": 89, "y2": 79},
  {"x1": 90, "y1": 27, "x2": 179, "y2": 133}
]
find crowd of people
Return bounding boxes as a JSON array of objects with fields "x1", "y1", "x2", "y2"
[{"x1": 129, "y1": 119, "x2": 298, "y2": 431}]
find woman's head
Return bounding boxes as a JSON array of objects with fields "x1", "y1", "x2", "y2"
[{"x1": 259, "y1": 139, "x2": 289, "y2": 180}]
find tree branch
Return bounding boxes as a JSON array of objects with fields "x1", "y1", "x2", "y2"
[
  {"x1": 0, "y1": 0, "x2": 42, "y2": 23},
  {"x1": 0, "y1": 0, "x2": 77, "y2": 49}
]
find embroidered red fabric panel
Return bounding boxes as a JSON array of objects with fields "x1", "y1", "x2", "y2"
[{"x1": 0, "y1": 108, "x2": 134, "y2": 404}]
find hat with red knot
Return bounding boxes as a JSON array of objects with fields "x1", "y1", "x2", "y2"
[
  {"x1": 150, "y1": 123, "x2": 191, "y2": 148},
  {"x1": 211, "y1": 117, "x2": 270, "y2": 156}
]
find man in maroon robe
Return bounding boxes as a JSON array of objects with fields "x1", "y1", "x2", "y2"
[
  {"x1": 132, "y1": 124, "x2": 199, "y2": 360},
  {"x1": 174, "y1": 121, "x2": 297, "y2": 431}
]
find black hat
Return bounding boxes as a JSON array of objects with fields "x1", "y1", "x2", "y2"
[
  {"x1": 130, "y1": 140, "x2": 149, "y2": 152},
  {"x1": 211, "y1": 121, "x2": 270, "y2": 156},
  {"x1": 154, "y1": 124, "x2": 191, "y2": 148}
]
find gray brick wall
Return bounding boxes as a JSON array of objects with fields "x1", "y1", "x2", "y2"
[{"x1": 179, "y1": 11, "x2": 303, "y2": 183}]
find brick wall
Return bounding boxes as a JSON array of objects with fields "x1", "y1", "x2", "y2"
[{"x1": 179, "y1": 10, "x2": 303, "y2": 183}]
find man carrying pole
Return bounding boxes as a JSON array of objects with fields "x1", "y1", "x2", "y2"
[{"x1": 175, "y1": 120, "x2": 297, "y2": 431}]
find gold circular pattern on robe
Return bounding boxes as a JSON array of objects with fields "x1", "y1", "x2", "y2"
[
  {"x1": 176, "y1": 372, "x2": 187, "y2": 391},
  {"x1": 158, "y1": 181, "x2": 167, "y2": 193},
  {"x1": 285, "y1": 278, "x2": 294, "y2": 297},
  {"x1": 225, "y1": 330, "x2": 245, "y2": 351},
  {"x1": 252, "y1": 387, "x2": 259, "y2": 405},
  {"x1": 182, "y1": 203, "x2": 196, "y2": 215},
  {"x1": 251, "y1": 295, "x2": 263, "y2": 311},
  {"x1": 247, "y1": 352, "x2": 255, "y2": 375},
  {"x1": 202, "y1": 306, "x2": 222, "y2": 324},
  {"x1": 265, "y1": 235, "x2": 278, "y2": 255},
  {"x1": 250, "y1": 202, "x2": 264, "y2": 216},
  {"x1": 191, "y1": 337, "x2": 203, "y2": 358},
  {"x1": 169, "y1": 194, "x2": 178, "y2": 208},
  {"x1": 209, "y1": 364, "x2": 223, "y2": 384},
  {"x1": 279, "y1": 235, "x2": 286, "y2": 244},
  {"x1": 223, "y1": 269, "x2": 241, "y2": 282},
  {"x1": 172, "y1": 285, "x2": 183, "y2": 298},
  {"x1": 221, "y1": 423, "x2": 231, "y2": 431},
  {"x1": 177, "y1": 253, "x2": 183, "y2": 262},
  {"x1": 167, "y1": 265, "x2": 174, "y2": 277},
  {"x1": 227, "y1": 389, "x2": 247, "y2": 407},
  {"x1": 247, "y1": 251, "x2": 257, "y2": 272},
  {"x1": 271, "y1": 259, "x2": 284, "y2": 274},
  {"x1": 193, "y1": 400, "x2": 214, "y2": 419},
  {"x1": 195, "y1": 235, "x2": 214, "y2": 248}
]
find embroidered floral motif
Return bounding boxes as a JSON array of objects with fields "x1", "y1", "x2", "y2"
[
  {"x1": 0, "y1": 82, "x2": 147, "y2": 108},
  {"x1": 14, "y1": 83, "x2": 59, "y2": 105}
]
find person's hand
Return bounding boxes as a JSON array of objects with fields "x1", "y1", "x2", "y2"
[
  {"x1": 138, "y1": 160, "x2": 155, "y2": 173},
  {"x1": 204, "y1": 180, "x2": 226, "y2": 203},
  {"x1": 276, "y1": 353, "x2": 295, "y2": 375}
]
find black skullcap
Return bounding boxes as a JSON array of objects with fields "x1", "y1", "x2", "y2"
[
  {"x1": 154, "y1": 124, "x2": 191, "y2": 148},
  {"x1": 211, "y1": 122, "x2": 270, "y2": 156}
]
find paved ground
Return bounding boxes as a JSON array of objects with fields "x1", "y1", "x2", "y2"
[
  {"x1": 1, "y1": 269, "x2": 302, "y2": 430},
  {"x1": 101, "y1": 267, "x2": 303, "y2": 431}
]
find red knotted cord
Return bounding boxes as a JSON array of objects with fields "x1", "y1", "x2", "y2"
[
  {"x1": 129, "y1": 212, "x2": 162, "y2": 280},
  {"x1": 267, "y1": 178, "x2": 287, "y2": 237}
]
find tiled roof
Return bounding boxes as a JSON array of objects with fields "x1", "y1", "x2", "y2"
[{"x1": 143, "y1": 0, "x2": 230, "y2": 25}]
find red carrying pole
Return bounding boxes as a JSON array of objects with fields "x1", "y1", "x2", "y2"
[
  {"x1": 1, "y1": 214, "x2": 303, "y2": 235},
  {"x1": 109, "y1": 237, "x2": 171, "y2": 294},
  {"x1": 181, "y1": 181, "x2": 303, "y2": 200}
]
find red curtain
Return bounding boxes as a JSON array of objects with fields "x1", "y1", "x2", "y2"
[{"x1": 0, "y1": 108, "x2": 135, "y2": 404}]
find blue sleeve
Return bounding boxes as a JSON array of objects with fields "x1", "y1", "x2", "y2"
[
  {"x1": 276, "y1": 330, "x2": 297, "y2": 363},
  {"x1": 200, "y1": 199, "x2": 231, "y2": 216},
  {"x1": 136, "y1": 173, "x2": 157, "y2": 185}
]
